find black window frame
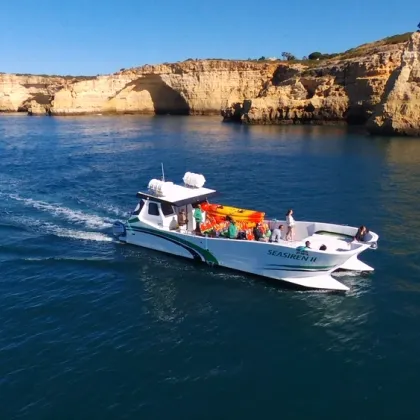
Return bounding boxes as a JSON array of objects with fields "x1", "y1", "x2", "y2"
[
  {"x1": 133, "y1": 200, "x2": 145, "y2": 215},
  {"x1": 148, "y1": 202, "x2": 160, "y2": 216},
  {"x1": 160, "y1": 202, "x2": 175, "y2": 216}
]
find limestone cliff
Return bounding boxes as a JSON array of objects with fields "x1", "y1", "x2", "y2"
[
  {"x1": 50, "y1": 61, "x2": 277, "y2": 116},
  {"x1": 0, "y1": 73, "x2": 93, "y2": 114},
  {"x1": 1, "y1": 32, "x2": 418, "y2": 135},
  {"x1": 48, "y1": 38, "x2": 408, "y2": 125},
  {"x1": 221, "y1": 43, "x2": 405, "y2": 125},
  {"x1": 367, "y1": 32, "x2": 420, "y2": 136},
  {"x1": 0, "y1": 74, "x2": 61, "y2": 114}
]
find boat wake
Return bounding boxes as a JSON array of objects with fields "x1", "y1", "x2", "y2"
[
  {"x1": 332, "y1": 270, "x2": 366, "y2": 278},
  {"x1": 5, "y1": 214, "x2": 114, "y2": 242},
  {"x1": 8, "y1": 194, "x2": 115, "y2": 229},
  {"x1": 74, "y1": 197, "x2": 128, "y2": 218},
  {"x1": 51, "y1": 226, "x2": 113, "y2": 242},
  {"x1": 1, "y1": 193, "x2": 119, "y2": 243}
]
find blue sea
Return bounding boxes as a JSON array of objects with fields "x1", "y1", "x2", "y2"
[{"x1": 1, "y1": 115, "x2": 419, "y2": 419}]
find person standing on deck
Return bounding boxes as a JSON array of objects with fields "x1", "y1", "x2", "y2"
[
  {"x1": 285, "y1": 209, "x2": 295, "y2": 241},
  {"x1": 177, "y1": 209, "x2": 187, "y2": 228},
  {"x1": 193, "y1": 204, "x2": 203, "y2": 234}
]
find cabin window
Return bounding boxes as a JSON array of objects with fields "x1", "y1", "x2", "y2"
[
  {"x1": 133, "y1": 200, "x2": 145, "y2": 215},
  {"x1": 161, "y1": 202, "x2": 174, "y2": 216},
  {"x1": 148, "y1": 202, "x2": 160, "y2": 216}
]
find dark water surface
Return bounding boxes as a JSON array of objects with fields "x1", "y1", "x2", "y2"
[{"x1": 1, "y1": 115, "x2": 419, "y2": 419}]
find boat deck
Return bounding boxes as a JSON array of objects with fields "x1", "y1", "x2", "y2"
[
  {"x1": 299, "y1": 232, "x2": 352, "y2": 252},
  {"x1": 172, "y1": 226, "x2": 355, "y2": 253}
]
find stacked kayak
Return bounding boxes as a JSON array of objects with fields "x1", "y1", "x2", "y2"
[{"x1": 201, "y1": 202, "x2": 265, "y2": 223}]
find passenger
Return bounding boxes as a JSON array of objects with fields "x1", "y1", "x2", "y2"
[
  {"x1": 227, "y1": 219, "x2": 238, "y2": 239},
  {"x1": 319, "y1": 244, "x2": 327, "y2": 251},
  {"x1": 285, "y1": 209, "x2": 295, "y2": 241},
  {"x1": 253, "y1": 222, "x2": 268, "y2": 242},
  {"x1": 296, "y1": 240, "x2": 311, "y2": 251},
  {"x1": 177, "y1": 209, "x2": 187, "y2": 227},
  {"x1": 269, "y1": 224, "x2": 284, "y2": 243},
  {"x1": 237, "y1": 231, "x2": 247, "y2": 240},
  {"x1": 194, "y1": 204, "x2": 203, "y2": 234},
  {"x1": 355, "y1": 225, "x2": 368, "y2": 242}
]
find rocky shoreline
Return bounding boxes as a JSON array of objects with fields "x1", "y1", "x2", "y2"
[{"x1": 1, "y1": 32, "x2": 419, "y2": 136}]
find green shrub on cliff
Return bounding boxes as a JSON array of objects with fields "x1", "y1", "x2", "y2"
[
  {"x1": 308, "y1": 52, "x2": 322, "y2": 60},
  {"x1": 281, "y1": 52, "x2": 297, "y2": 61},
  {"x1": 383, "y1": 32, "x2": 412, "y2": 44}
]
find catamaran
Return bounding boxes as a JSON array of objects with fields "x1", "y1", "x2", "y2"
[{"x1": 113, "y1": 171, "x2": 379, "y2": 292}]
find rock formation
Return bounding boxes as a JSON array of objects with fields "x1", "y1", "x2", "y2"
[
  {"x1": 0, "y1": 73, "x2": 91, "y2": 114},
  {"x1": 1, "y1": 32, "x2": 420, "y2": 135},
  {"x1": 50, "y1": 61, "x2": 277, "y2": 116},
  {"x1": 221, "y1": 44, "x2": 404, "y2": 126},
  {"x1": 367, "y1": 32, "x2": 420, "y2": 136}
]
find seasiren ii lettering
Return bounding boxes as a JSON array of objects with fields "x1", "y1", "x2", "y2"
[{"x1": 267, "y1": 249, "x2": 317, "y2": 262}]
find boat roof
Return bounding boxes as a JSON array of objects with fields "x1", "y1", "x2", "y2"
[{"x1": 137, "y1": 184, "x2": 217, "y2": 207}]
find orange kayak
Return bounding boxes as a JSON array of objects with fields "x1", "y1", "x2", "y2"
[{"x1": 201, "y1": 202, "x2": 265, "y2": 223}]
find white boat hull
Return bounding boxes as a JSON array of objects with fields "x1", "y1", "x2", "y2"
[
  {"x1": 338, "y1": 254, "x2": 374, "y2": 272},
  {"x1": 118, "y1": 222, "x2": 375, "y2": 292}
]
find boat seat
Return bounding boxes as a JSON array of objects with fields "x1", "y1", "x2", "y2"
[{"x1": 302, "y1": 234, "x2": 351, "y2": 251}]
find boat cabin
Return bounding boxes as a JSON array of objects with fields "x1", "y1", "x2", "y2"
[{"x1": 132, "y1": 176, "x2": 217, "y2": 232}]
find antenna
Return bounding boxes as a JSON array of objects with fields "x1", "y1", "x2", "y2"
[{"x1": 161, "y1": 162, "x2": 165, "y2": 182}]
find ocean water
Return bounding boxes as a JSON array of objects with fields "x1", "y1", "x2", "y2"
[{"x1": 0, "y1": 115, "x2": 419, "y2": 419}]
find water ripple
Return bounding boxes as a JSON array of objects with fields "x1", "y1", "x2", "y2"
[{"x1": 1, "y1": 115, "x2": 420, "y2": 419}]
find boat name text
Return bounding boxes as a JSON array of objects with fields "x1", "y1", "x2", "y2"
[{"x1": 267, "y1": 249, "x2": 317, "y2": 262}]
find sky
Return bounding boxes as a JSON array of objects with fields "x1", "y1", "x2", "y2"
[{"x1": 0, "y1": 0, "x2": 418, "y2": 75}]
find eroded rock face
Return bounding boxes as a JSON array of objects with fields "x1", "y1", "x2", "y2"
[
  {"x1": 367, "y1": 32, "x2": 420, "y2": 136},
  {"x1": 1, "y1": 37, "x2": 417, "y2": 133},
  {"x1": 0, "y1": 74, "x2": 65, "y2": 112},
  {"x1": 50, "y1": 61, "x2": 278, "y2": 116},
  {"x1": 48, "y1": 45, "x2": 404, "y2": 121},
  {"x1": 222, "y1": 44, "x2": 404, "y2": 125}
]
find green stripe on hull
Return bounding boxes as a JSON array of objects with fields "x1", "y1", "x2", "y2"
[
  {"x1": 265, "y1": 263, "x2": 337, "y2": 271},
  {"x1": 264, "y1": 267, "x2": 332, "y2": 272},
  {"x1": 128, "y1": 225, "x2": 219, "y2": 265}
]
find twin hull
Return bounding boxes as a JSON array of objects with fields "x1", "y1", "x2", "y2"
[{"x1": 121, "y1": 224, "x2": 365, "y2": 290}]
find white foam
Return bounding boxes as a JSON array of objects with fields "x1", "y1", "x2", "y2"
[
  {"x1": 93, "y1": 203, "x2": 127, "y2": 218},
  {"x1": 332, "y1": 270, "x2": 364, "y2": 278},
  {"x1": 9, "y1": 194, "x2": 115, "y2": 229},
  {"x1": 52, "y1": 227, "x2": 113, "y2": 242},
  {"x1": 75, "y1": 197, "x2": 128, "y2": 218},
  {"x1": 4, "y1": 213, "x2": 113, "y2": 243}
]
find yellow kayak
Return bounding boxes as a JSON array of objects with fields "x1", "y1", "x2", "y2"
[{"x1": 201, "y1": 203, "x2": 265, "y2": 222}]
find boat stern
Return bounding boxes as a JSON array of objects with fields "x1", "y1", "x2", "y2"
[{"x1": 112, "y1": 221, "x2": 127, "y2": 242}]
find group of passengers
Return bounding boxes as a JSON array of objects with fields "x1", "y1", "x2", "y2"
[
  {"x1": 253, "y1": 209, "x2": 295, "y2": 243},
  {"x1": 296, "y1": 241, "x2": 327, "y2": 251},
  {"x1": 179, "y1": 204, "x2": 369, "y2": 248}
]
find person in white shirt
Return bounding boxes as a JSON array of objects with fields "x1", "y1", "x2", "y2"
[
  {"x1": 285, "y1": 209, "x2": 295, "y2": 241},
  {"x1": 269, "y1": 224, "x2": 284, "y2": 242}
]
